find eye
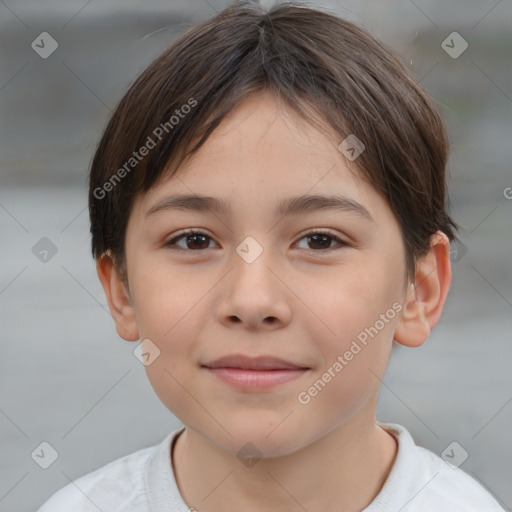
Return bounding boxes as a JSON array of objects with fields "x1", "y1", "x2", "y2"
[
  {"x1": 164, "y1": 229, "x2": 348, "y2": 252},
  {"x1": 294, "y1": 230, "x2": 348, "y2": 251},
  {"x1": 164, "y1": 230, "x2": 216, "y2": 251}
]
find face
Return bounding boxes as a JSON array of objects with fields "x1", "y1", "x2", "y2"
[{"x1": 122, "y1": 90, "x2": 409, "y2": 457}]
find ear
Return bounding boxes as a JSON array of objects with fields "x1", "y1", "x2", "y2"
[
  {"x1": 394, "y1": 231, "x2": 452, "y2": 348},
  {"x1": 96, "y1": 252, "x2": 140, "y2": 342}
]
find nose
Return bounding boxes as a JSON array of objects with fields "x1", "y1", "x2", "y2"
[{"x1": 216, "y1": 243, "x2": 292, "y2": 331}]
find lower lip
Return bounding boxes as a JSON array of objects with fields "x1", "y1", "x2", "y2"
[{"x1": 204, "y1": 367, "x2": 308, "y2": 391}]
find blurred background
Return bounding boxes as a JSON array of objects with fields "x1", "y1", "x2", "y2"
[{"x1": 1, "y1": 0, "x2": 511, "y2": 510}]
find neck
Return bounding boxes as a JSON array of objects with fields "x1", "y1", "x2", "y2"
[{"x1": 172, "y1": 414, "x2": 398, "y2": 512}]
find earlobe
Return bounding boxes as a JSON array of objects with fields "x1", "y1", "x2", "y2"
[
  {"x1": 394, "y1": 231, "x2": 452, "y2": 348},
  {"x1": 96, "y1": 252, "x2": 140, "y2": 342}
]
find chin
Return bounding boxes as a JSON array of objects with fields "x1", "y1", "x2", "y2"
[{"x1": 209, "y1": 416, "x2": 309, "y2": 459}]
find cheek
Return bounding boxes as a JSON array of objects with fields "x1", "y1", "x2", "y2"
[
  {"x1": 128, "y1": 257, "x2": 213, "y2": 409},
  {"x1": 306, "y1": 263, "x2": 387, "y2": 340},
  {"x1": 299, "y1": 261, "x2": 399, "y2": 402},
  {"x1": 129, "y1": 251, "x2": 205, "y2": 337}
]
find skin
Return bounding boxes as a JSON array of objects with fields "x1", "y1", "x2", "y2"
[{"x1": 98, "y1": 90, "x2": 452, "y2": 511}]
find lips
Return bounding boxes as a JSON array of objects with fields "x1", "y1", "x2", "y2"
[
  {"x1": 202, "y1": 354, "x2": 308, "y2": 371},
  {"x1": 202, "y1": 354, "x2": 309, "y2": 391}
]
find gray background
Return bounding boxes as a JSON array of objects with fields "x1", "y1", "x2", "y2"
[{"x1": 1, "y1": 0, "x2": 511, "y2": 511}]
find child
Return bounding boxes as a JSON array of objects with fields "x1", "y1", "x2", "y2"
[{"x1": 38, "y1": 1, "x2": 505, "y2": 510}]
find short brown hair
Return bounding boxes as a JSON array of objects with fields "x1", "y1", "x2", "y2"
[{"x1": 88, "y1": 0, "x2": 458, "y2": 282}]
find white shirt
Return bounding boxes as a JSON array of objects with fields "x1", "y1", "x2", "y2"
[{"x1": 37, "y1": 423, "x2": 505, "y2": 511}]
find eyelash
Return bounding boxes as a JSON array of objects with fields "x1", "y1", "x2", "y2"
[{"x1": 164, "y1": 229, "x2": 349, "y2": 253}]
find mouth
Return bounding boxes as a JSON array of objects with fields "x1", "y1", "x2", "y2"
[
  {"x1": 201, "y1": 354, "x2": 310, "y2": 391},
  {"x1": 203, "y1": 354, "x2": 308, "y2": 371}
]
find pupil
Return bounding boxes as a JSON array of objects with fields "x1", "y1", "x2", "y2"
[
  {"x1": 184, "y1": 234, "x2": 332, "y2": 250},
  {"x1": 188, "y1": 235, "x2": 209, "y2": 249},
  {"x1": 309, "y1": 234, "x2": 330, "y2": 249}
]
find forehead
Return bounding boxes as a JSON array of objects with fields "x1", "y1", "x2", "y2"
[{"x1": 132, "y1": 91, "x2": 390, "y2": 225}]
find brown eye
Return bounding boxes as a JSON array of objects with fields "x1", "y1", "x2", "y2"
[
  {"x1": 307, "y1": 233, "x2": 334, "y2": 250},
  {"x1": 165, "y1": 231, "x2": 215, "y2": 251},
  {"x1": 295, "y1": 231, "x2": 347, "y2": 251}
]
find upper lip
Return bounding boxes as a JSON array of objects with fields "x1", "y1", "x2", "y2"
[{"x1": 203, "y1": 354, "x2": 308, "y2": 371}]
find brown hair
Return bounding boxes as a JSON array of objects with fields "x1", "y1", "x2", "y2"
[{"x1": 88, "y1": 0, "x2": 458, "y2": 282}]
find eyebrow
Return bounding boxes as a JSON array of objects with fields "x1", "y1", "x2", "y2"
[{"x1": 145, "y1": 193, "x2": 374, "y2": 222}]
